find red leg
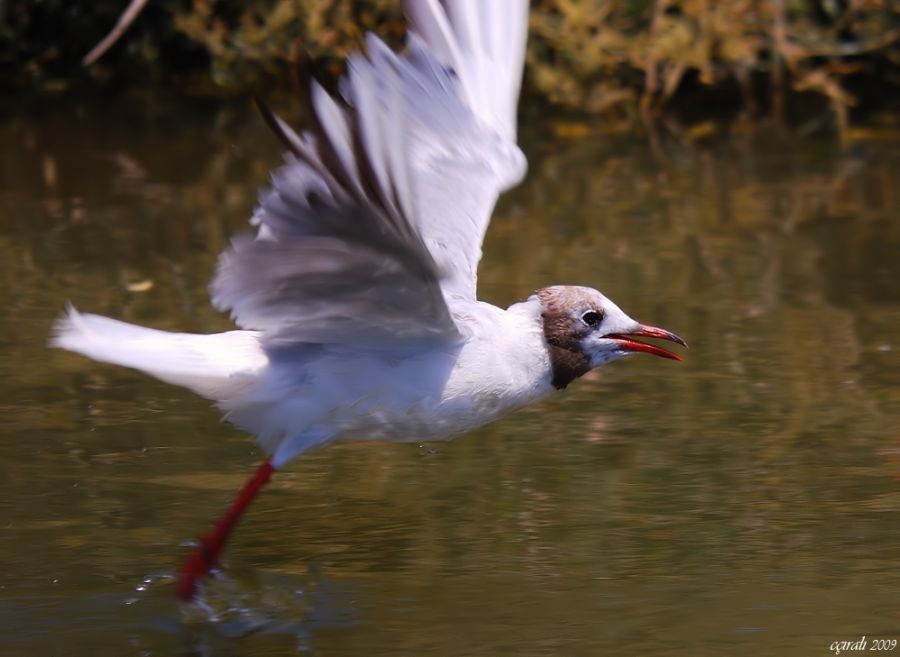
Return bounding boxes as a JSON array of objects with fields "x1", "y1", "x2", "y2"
[{"x1": 177, "y1": 459, "x2": 275, "y2": 600}]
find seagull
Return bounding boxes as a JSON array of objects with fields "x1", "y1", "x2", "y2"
[{"x1": 51, "y1": 0, "x2": 686, "y2": 600}]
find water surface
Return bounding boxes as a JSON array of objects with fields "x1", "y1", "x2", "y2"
[{"x1": 1, "y1": 100, "x2": 899, "y2": 656}]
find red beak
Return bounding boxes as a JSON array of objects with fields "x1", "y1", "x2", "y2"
[{"x1": 607, "y1": 324, "x2": 688, "y2": 361}]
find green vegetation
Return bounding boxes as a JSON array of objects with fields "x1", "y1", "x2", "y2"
[
  {"x1": 4, "y1": 1, "x2": 899, "y2": 134},
  {"x1": 527, "y1": 0, "x2": 900, "y2": 134}
]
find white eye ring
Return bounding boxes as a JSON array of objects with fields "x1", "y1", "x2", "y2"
[{"x1": 581, "y1": 310, "x2": 602, "y2": 327}]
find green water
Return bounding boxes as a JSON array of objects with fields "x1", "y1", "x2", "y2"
[{"x1": 1, "y1": 100, "x2": 899, "y2": 656}]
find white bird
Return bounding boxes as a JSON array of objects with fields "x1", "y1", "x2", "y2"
[{"x1": 52, "y1": 0, "x2": 685, "y2": 600}]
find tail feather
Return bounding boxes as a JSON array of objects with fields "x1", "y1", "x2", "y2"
[{"x1": 50, "y1": 305, "x2": 267, "y2": 400}]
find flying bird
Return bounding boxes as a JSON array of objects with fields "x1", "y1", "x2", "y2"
[{"x1": 52, "y1": 0, "x2": 686, "y2": 600}]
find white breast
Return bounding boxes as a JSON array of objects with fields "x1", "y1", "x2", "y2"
[{"x1": 332, "y1": 296, "x2": 554, "y2": 443}]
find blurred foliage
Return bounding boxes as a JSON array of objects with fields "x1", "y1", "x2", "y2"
[
  {"x1": 2, "y1": 1, "x2": 900, "y2": 132},
  {"x1": 0, "y1": 1, "x2": 202, "y2": 93},
  {"x1": 527, "y1": 0, "x2": 900, "y2": 132},
  {"x1": 172, "y1": 0, "x2": 405, "y2": 90}
]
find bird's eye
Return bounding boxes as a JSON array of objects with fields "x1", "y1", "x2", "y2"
[{"x1": 581, "y1": 310, "x2": 602, "y2": 327}]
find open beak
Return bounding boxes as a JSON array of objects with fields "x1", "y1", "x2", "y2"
[{"x1": 607, "y1": 324, "x2": 688, "y2": 361}]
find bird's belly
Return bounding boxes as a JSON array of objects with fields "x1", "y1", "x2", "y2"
[
  {"x1": 327, "y1": 346, "x2": 552, "y2": 444},
  {"x1": 333, "y1": 393, "x2": 514, "y2": 444}
]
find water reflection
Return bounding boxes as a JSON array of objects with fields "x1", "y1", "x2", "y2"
[{"x1": 0, "y1": 99, "x2": 898, "y2": 656}]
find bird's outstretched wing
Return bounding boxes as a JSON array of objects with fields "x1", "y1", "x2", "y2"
[{"x1": 211, "y1": 0, "x2": 529, "y2": 348}]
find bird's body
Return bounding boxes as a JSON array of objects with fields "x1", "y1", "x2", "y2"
[
  {"x1": 254, "y1": 297, "x2": 553, "y2": 453},
  {"x1": 57, "y1": 294, "x2": 554, "y2": 465},
  {"x1": 52, "y1": 0, "x2": 685, "y2": 599}
]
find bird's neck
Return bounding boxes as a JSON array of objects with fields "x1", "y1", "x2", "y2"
[
  {"x1": 505, "y1": 296, "x2": 588, "y2": 391},
  {"x1": 544, "y1": 343, "x2": 590, "y2": 390}
]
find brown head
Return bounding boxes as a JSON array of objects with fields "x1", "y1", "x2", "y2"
[{"x1": 534, "y1": 286, "x2": 687, "y2": 390}]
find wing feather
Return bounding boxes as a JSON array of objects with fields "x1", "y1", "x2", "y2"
[{"x1": 212, "y1": 0, "x2": 529, "y2": 348}]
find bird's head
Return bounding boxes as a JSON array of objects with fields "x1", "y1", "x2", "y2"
[{"x1": 533, "y1": 285, "x2": 687, "y2": 390}]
